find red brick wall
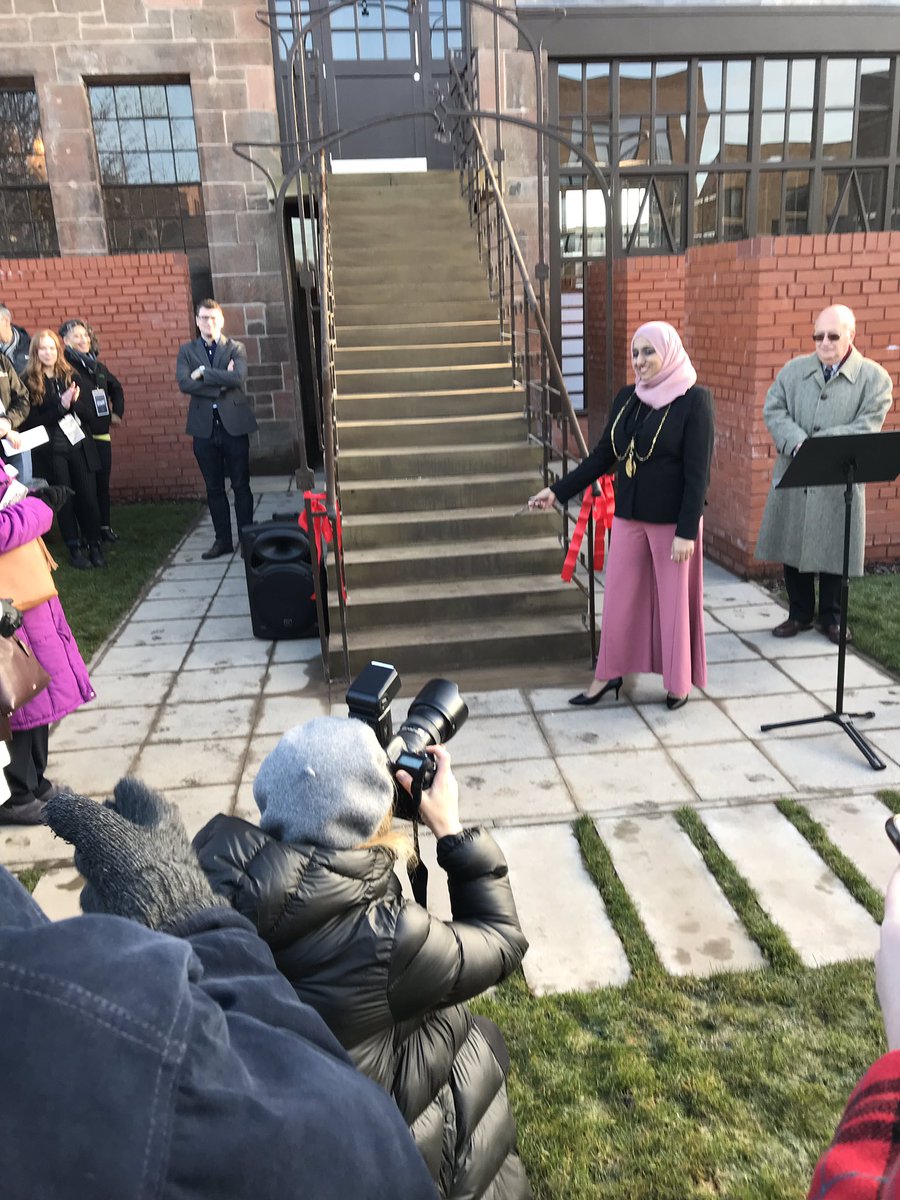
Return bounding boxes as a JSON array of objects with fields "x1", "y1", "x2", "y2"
[
  {"x1": 584, "y1": 234, "x2": 900, "y2": 574},
  {"x1": 0, "y1": 253, "x2": 202, "y2": 502}
]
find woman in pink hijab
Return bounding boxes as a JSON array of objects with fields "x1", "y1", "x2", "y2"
[{"x1": 530, "y1": 321, "x2": 714, "y2": 709}]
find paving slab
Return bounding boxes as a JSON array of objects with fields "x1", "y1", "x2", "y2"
[
  {"x1": 701, "y1": 612, "x2": 728, "y2": 634},
  {"x1": 182, "y1": 639, "x2": 271, "y2": 671},
  {"x1": 636, "y1": 699, "x2": 744, "y2": 747},
  {"x1": 49, "y1": 705, "x2": 158, "y2": 752},
  {"x1": 705, "y1": 632, "x2": 762, "y2": 663},
  {"x1": 93, "y1": 643, "x2": 189, "y2": 676},
  {"x1": 131, "y1": 739, "x2": 246, "y2": 789},
  {"x1": 449, "y1": 713, "x2": 551, "y2": 766},
  {"x1": 164, "y1": 785, "x2": 236, "y2": 839},
  {"x1": 595, "y1": 813, "x2": 765, "y2": 976},
  {"x1": 701, "y1": 658, "x2": 800, "y2": 699},
  {"x1": 262, "y1": 661, "x2": 321, "y2": 695},
  {"x1": 158, "y1": 562, "x2": 229, "y2": 582},
  {"x1": 254, "y1": 694, "x2": 329, "y2": 736},
  {"x1": 168, "y1": 665, "x2": 267, "y2": 704},
  {"x1": 527, "y1": 686, "x2": 583, "y2": 713},
  {"x1": 145, "y1": 578, "x2": 223, "y2": 601},
  {"x1": 207, "y1": 592, "x2": 252, "y2": 618},
  {"x1": 816, "y1": 686, "x2": 900, "y2": 730},
  {"x1": 763, "y1": 729, "x2": 900, "y2": 790},
  {"x1": 50, "y1": 743, "x2": 140, "y2": 797},
  {"x1": 270, "y1": 638, "x2": 323, "y2": 663},
  {"x1": 668, "y1": 740, "x2": 794, "y2": 802},
  {"x1": 195, "y1": 615, "x2": 255, "y2": 642},
  {"x1": 804, "y1": 794, "x2": 899, "y2": 893},
  {"x1": 557, "y1": 748, "x2": 695, "y2": 812},
  {"x1": 711, "y1": 603, "x2": 787, "y2": 633},
  {"x1": 868, "y1": 728, "x2": 900, "y2": 771},
  {"x1": 493, "y1": 824, "x2": 631, "y2": 994},
  {"x1": 539, "y1": 705, "x2": 657, "y2": 756},
  {"x1": 0, "y1": 822, "x2": 72, "y2": 869},
  {"x1": 778, "y1": 655, "x2": 893, "y2": 693},
  {"x1": 217, "y1": 576, "x2": 251, "y2": 597},
  {"x1": 465, "y1": 689, "x2": 529, "y2": 718},
  {"x1": 720, "y1": 693, "x2": 834, "y2": 741},
  {"x1": 239, "y1": 734, "x2": 283, "y2": 791},
  {"x1": 89, "y1": 672, "x2": 174, "y2": 710},
  {"x1": 742, "y1": 632, "x2": 838, "y2": 660},
  {"x1": 115, "y1": 618, "x2": 203, "y2": 647},
  {"x1": 703, "y1": 581, "x2": 777, "y2": 607},
  {"x1": 701, "y1": 804, "x2": 880, "y2": 967},
  {"x1": 130, "y1": 597, "x2": 211, "y2": 622},
  {"x1": 455, "y1": 758, "x2": 578, "y2": 824},
  {"x1": 151, "y1": 698, "x2": 259, "y2": 743},
  {"x1": 32, "y1": 865, "x2": 83, "y2": 921}
]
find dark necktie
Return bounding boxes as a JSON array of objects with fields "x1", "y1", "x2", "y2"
[{"x1": 823, "y1": 365, "x2": 834, "y2": 382}]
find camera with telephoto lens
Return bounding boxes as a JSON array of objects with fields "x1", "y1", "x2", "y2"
[{"x1": 346, "y1": 660, "x2": 468, "y2": 821}]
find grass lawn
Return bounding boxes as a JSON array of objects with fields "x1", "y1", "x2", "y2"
[
  {"x1": 472, "y1": 802, "x2": 897, "y2": 1199},
  {"x1": 44, "y1": 500, "x2": 203, "y2": 661},
  {"x1": 849, "y1": 573, "x2": 900, "y2": 675}
]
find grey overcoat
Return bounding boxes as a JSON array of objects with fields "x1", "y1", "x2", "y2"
[{"x1": 755, "y1": 346, "x2": 893, "y2": 575}]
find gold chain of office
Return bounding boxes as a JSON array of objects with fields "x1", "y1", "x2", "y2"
[{"x1": 610, "y1": 396, "x2": 671, "y2": 478}]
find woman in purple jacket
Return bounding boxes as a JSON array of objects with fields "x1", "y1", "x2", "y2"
[{"x1": 0, "y1": 464, "x2": 94, "y2": 823}]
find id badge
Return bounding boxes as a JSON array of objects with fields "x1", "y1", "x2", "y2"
[
  {"x1": 92, "y1": 388, "x2": 110, "y2": 417},
  {"x1": 59, "y1": 413, "x2": 85, "y2": 446}
]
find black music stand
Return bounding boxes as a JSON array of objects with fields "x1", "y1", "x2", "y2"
[{"x1": 760, "y1": 431, "x2": 900, "y2": 770}]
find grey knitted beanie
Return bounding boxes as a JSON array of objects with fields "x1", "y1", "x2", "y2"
[{"x1": 254, "y1": 716, "x2": 395, "y2": 849}]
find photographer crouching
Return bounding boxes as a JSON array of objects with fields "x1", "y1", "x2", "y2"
[{"x1": 192, "y1": 710, "x2": 533, "y2": 1200}]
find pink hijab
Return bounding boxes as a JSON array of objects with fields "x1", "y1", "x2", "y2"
[{"x1": 632, "y1": 321, "x2": 697, "y2": 410}]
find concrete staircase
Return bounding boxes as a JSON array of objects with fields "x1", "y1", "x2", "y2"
[{"x1": 326, "y1": 171, "x2": 588, "y2": 676}]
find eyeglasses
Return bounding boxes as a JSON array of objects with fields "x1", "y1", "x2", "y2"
[{"x1": 812, "y1": 332, "x2": 842, "y2": 343}]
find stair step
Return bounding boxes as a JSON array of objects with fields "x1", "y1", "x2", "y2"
[
  {"x1": 338, "y1": 440, "x2": 541, "y2": 480},
  {"x1": 340, "y1": 470, "x2": 540, "y2": 514},
  {"x1": 343, "y1": 537, "x2": 563, "y2": 585},
  {"x1": 329, "y1": 172, "x2": 458, "y2": 191},
  {"x1": 331, "y1": 234, "x2": 481, "y2": 261},
  {"x1": 337, "y1": 300, "x2": 498, "y2": 324},
  {"x1": 333, "y1": 262, "x2": 487, "y2": 287},
  {"x1": 342, "y1": 504, "x2": 554, "y2": 546},
  {"x1": 328, "y1": 611, "x2": 590, "y2": 676},
  {"x1": 337, "y1": 411, "x2": 526, "y2": 450},
  {"x1": 329, "y1": 573, "x2": 583, "y2": 627},
  {"x1": 337, "y1": 387, "x2": 523, "y2": 421},
  {"x1": 334, "y1": 342, "x2": 510, "y2": 370},
  {"x1": 335, "y1": 362, "x2": 514, "y2": 394},
  {"x1": 334, "y1": 280, "x2": 490, "y2": 306},
  {"x1": 337, "y1": 321, "x2": 500, "y2": 347}
]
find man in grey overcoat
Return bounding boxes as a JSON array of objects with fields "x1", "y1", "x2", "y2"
[
  {"x1": 755, "y1": 304, "x2": 893, "y2": 643},
  {"x1": 176, "y1": 299, "x2": 258, "y2": 560}
]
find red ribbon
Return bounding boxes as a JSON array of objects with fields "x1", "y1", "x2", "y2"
[
  {"x1": 561, "y1": 475, "x2": 615, "y2": 582},
  {"x1": 299, "y1": 491, "x2": 345, "y2": 599}
]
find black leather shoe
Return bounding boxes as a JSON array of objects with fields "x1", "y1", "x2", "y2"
[
  {"x1": 666, "y1": 694, "x2": 689, "y2": 710},
  {"x1": 88, "y1": 543, "x2": 107, "y2": 568},
  {"x1": 821, "y1": 623, "x2": 851, "y2": 645},
  {"x1": 569, "y1": 677, "x2": 623, "y2": 706},
  {"x1": 772, "y1": 618, "x2": 813, "y2": 638},
  {"x1": 68, "y1": 545, "x2": 92, "y2": 570},
  {"x1": 0, "y1": 798, "x2": 46, "y2": 825},
  {"x1": 201, "y1": 540, "x2": 234, "y2": 560},
  {"x1": 100, "y1": 526, "x2": 119, "y2": 543}
]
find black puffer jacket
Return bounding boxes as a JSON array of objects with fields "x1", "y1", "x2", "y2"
[{"x1": 194, "y1": 817, "x2": 532, "y2": 1200}]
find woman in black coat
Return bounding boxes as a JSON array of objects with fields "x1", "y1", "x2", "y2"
[
  {"x1": 20, "y1": 330, "x2": 105, "y2": 569},
  {"x1": 194, "y1": 716, "x2": 532, "y2": 1200},
  {"x1": 59, "y1": 319, "x2": 124, "y2": 544}
]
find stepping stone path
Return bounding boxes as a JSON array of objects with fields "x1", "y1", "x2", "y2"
[{"x1": 7, "y1": 480, "x2": 900, "y2": 992}]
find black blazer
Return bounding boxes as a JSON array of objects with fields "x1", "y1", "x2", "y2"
[
  {"x1": 65, "y1": 351, "x2": 125, "y2": 437},
  {"x1": 175, "y1": 335, "x2": 258, "y2": 438},
  {"x1": 553, "y1": 384, "x2": 714, "y2": 540}
]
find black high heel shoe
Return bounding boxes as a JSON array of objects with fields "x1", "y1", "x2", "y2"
[
  {"x1": 666, "y1": 693, "x2": 689, "y2": 711},
  {"x1": 569, "y1": 677, "x2": 623, "y2": 706}
]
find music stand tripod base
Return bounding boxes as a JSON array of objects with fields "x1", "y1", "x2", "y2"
[
  {"x1": 757, "y1": 429, "x2": 900, "y2": 772},
  {"x1": 760, "y1": 710, "x2": 885, "y2": 771}
]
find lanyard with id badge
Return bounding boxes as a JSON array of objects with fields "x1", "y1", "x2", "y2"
[
  {"x1": 92, "y1": 388, "x2": 110, "y2": 418},
  {"x1": 58, "y1": 413, "x2": 85, "y2": 446}
]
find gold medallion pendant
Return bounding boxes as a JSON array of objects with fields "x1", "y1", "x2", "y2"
[{"x1": 625, "y1": 444, "x2": 636, "y2": 477}]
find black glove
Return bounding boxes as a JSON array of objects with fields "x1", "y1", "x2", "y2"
[
  {"x1": 44, "y1": 777, "x2": 223, "y2": 932},
  {"x1": 28, "y1": 484, "x2": 75, "y2": 514},
  {"x1": 0, "y1": 598, "x2": 22, "y2": 638}
]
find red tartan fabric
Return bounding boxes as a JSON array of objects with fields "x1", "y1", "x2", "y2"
[{"x1": 808, "y1": 1052, "x2": 900, "y2": 1199}]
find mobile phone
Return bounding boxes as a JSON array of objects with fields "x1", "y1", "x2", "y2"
[{"x1": 885, "y1": 814, "x2": 900, "y2": 853}]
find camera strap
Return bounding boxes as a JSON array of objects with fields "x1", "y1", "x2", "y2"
[{"x1": 407, "y1": 819, "x2": 429, "y2": 907}]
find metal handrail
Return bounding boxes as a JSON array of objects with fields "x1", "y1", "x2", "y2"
[{"x1": 448, "y1": 58, "x2": 600, "y2": 659}]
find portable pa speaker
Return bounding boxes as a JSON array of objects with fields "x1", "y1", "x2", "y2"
[{"x1": 241, "y1": 517, "x2": 321, "y2": 641}]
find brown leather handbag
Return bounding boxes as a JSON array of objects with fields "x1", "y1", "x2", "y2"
[
  {"x1": 0, "y1": 634, "x2": 51, "y2": 740},
  {"x1": 0, "y1": 538, "x2": 58, "y2": 612}
]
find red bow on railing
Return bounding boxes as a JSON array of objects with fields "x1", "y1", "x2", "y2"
[
  {"x1": 299, "y1": 491, "x2": 346, "y2": 599},
  {"x1": 561, "y1": 475, "x2": 615, "y2": 582}
]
